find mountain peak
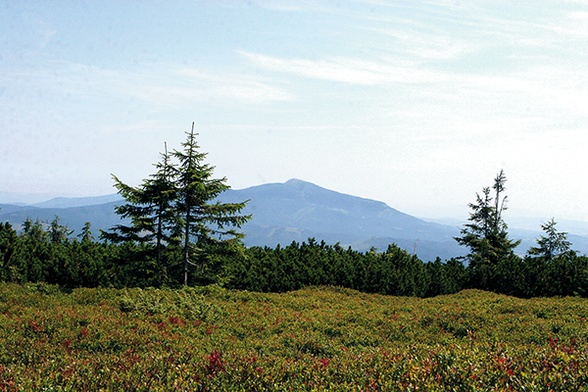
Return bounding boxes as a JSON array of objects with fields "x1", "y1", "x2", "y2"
[
  {"x1": 285, "y1": 178, "x2": 313, "y2": 186},
  {"x1": 286, "y1": 178, "x2": 304, "y2": 183},
  {"x1": 281, "y1": 178, "x2": 328, "y2": 194}
]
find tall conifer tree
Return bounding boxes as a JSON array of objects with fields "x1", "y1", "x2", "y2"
[
  {"x1": 104, "y1": 123, "x2": 250, "y2": 286},
  {"x1": 173, "y1": 123, "x2": 250, "y2": 286},
  {"x1": 455, "y1": 170, "x2": 520, "y2": 267},
  {"x1": 102, "y1": 143, "x2": 179, "y2": 284},
  {"x1": 143, "y1": 143, "x2": 181, "y2": 276}
]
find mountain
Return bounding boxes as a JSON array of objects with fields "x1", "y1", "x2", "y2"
[
  {"x1": 219, "y1": 179, "x2": 465, "y2": 260},
  {"x1": 1, "y1": 179, "x2": 466, "y2": 260},
  {"x1": 31, "y1": 194, "x2": 123, "y2": 209},
  {"x1": 7, "y1": 178, "x2": 587, "y2": 261},
  {"x1": 0, "y1": 201, "x2": 125, "y2": 233}
]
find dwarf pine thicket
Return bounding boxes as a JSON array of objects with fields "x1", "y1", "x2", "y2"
[{"x1": 1, "y1": 219, "x2": 587, "y2": 298}]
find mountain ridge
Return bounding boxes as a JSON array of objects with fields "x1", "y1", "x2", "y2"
[
  {"x1": 2, "y1": 179, "x2": 588, "y2": 260},
  {"x1": 31, "y1": 194, "x2": 123, "y2": 209}
]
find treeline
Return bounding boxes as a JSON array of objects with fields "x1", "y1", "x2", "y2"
[
  {"x1": 230, "y1": 238, "x2": 588, "y2": 298},
  {"x1": 2, "y1": 126, "x2": 588, "y2": 298},
  {"x1": 227, "y1": 240, "x2": 467, "y2": 297},
  {"x1": 0, "y1": 218, "x2": 161, "y2": 288},
  {"x1": 1, "y1": 216, "x2": 588, "y2": 298}
]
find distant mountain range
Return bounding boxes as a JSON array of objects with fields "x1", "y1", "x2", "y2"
[
  {"x1": 2, "y1": 178, "x2": 588, "y2": 261},
  {"x1": 0, "y1": 200, "x2": 123, "y2": 237}
]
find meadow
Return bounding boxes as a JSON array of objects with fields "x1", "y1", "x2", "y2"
[{"x1": 1, "y1": 283, "x2": 587, "y2": 391}]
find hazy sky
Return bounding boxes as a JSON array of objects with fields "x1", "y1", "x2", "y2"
[{"x1": 2, "y1": 1, "x2": 588, "y2": 221}]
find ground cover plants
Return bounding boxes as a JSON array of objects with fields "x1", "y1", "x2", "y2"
[{"x1": 1, "y1": 283, "x2": 588, "y2": 391}]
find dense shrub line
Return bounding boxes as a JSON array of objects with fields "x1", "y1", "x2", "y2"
[{"x1": 1, "y1": 218, "x2": 588, "y2": 297}]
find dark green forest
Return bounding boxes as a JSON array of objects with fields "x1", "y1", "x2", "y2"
[{"x1": 1, "y1": 126, "x2": 587, "y2": 298}]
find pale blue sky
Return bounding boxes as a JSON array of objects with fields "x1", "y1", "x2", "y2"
[{"x1": 1, "y1": 1, "x2": 588, "y2": 220}]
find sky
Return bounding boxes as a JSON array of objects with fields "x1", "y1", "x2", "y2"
[{"x1": 1, "y1": 0, "x2": 588, "y2": 222}]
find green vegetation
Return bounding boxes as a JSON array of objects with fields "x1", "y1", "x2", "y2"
[
  {"x1": 455, "y1": 169, "x2": 520, "y2": 270},
  {"x1": 1, "y1": 283, "x2": 587, "y2": 390},
  {"x1": 2, "y1": 128, "x2": 588, "y2": 389},
  {"x1": 102, "y1": 123, "x2": 250, "y2": 287},
  {"x1": 1, "y1": 127, "x2": 588, "y2": 298},
  {"x1": 2, "y1": 208, "x2": 588, "y2": 298}
]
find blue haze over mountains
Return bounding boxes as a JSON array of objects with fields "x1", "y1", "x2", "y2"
[{"x1": 2, "y1": 179, "x2": 588, "y2": 261}]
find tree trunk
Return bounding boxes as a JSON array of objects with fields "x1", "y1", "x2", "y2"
[{"x1": 183, "y1": 209, "x2": 191, "y2": 286}]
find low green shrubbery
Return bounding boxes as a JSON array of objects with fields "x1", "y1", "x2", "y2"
[{"x1": 1, "y1": 283, "x2": 588, "y2": 390}]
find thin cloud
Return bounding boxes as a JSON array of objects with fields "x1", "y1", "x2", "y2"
[
  {"x1": 371, "y1": 26, "x2": 473, "y2": 60},
  {"x1": 171, "y1": 67, "x2": 293, "y2": 104},
  {"x1": 239, "y1": 51, "x2": 445, "y2": 85},
  {"x1": 254, "y1": 0, "x2": 321, "y2": 12},
  {"x1": 0, "y1": 61, "x2": 293, "y2": 108},
  {"x1": 548, "y1": 11, "x2": 588, "y2": 39}
]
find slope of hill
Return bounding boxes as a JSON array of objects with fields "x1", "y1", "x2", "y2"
[{"x1": 219, "y1": 179, "x2": 465, "y2": 260}]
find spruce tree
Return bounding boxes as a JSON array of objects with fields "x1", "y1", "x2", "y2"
[
  {"x1": 102, "y1": 144, "x2": 178, "y2": 264},
  {"x1": 48, "y1": 215, "x2": 73, "y2": 244},
  {"x1": 0, "y1": 221, "x2": 18, "y2": 282},
  {"x1": 455, "y1": 170, "x2": 520, "y2": 289},
  {"x1": 173, "y1": 123, "x2": 250, "y2": 286},
  {"x1": 527, "y1": 218, "x2": 573, "y2": 261},
  {"x1": 104, "y1": 123, "x2": 250, "y2": 286},
  {"x1": 141, "y1": 142, "x2": 181, "y2": 277},
  {"x1": 78, "y1": 222, "x2": 94, "y2": 244}
]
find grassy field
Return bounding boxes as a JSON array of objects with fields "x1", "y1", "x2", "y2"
[{"x1": 1, "y1": 283, "x2": 587, "y2": 391}]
